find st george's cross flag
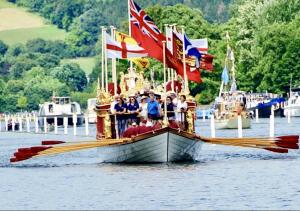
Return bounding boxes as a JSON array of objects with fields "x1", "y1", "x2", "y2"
[
  {"x1": 105, "y1": 32, "x2": 148, "y2": 59},
  {"x1": 115, "y1": 31, "x2": 150, "y2": 70}
]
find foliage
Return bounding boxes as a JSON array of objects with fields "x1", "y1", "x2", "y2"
[
  {"x1": 0, "y1": 40, "x2": 8, "y2": 55},
  {"x1": 51, "y1": 63, "x2": 87, "y2": 92}
]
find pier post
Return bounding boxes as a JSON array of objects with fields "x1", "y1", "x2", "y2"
[
  {"x1": 63, "y1": 117, "x2": 68, "y2": 135},
  {"x1": 271, "y1": 105, "x2": 275, "y2": 116},
  {"x1": 26, "y1": 116, "x2": 30, "y2": 132},
  {"x1": 238, "y1": 115, "x2": 243, "y2": 138},
  {"x1": 210, "y1": 114, "x2": 216, "y2": 138},
  {"x1": 54, "y1": 117, "x2": 58, "y2": 134},
  {"x1": 287, "y1": 109, "x2": 291, "y2": 123},
  {"x1": 35, "y1": 115, "x2": 39, "y2": 133},
  {"x1": 5, "y1": 115, "x2": 8, "y2": 131},
  {"x1": 85, "y1": 114, "x2": 89, "y2": 136},
  {"x1": 269, "y1": 114, "x2": 275, "y2": 137},
  {"x1": 18, "y1": 116, "x2": 23, "y2": 132},
  {"x1": 73, "y1": 114, "x2": 77, "y2": 136},
  {"x1": 43, "y1": 117, "x2": 47, "y2": 134},
  {"x1": 202, "y1": 110, "x2": 205, "y2": 122},
  {"x1": 12, "y1": 116, "x2": 15, "y2": 132},
  {"x1": 255, "y1": 109, "x2": 259, "y2": 123}
]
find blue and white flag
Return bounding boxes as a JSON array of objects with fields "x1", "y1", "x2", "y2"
[
  {"x1": 184, "y1": 34, "x2": 202, "y2": 68},
  {"x1": 221, "y1": 65, "x2": 229, "y2": 85}
]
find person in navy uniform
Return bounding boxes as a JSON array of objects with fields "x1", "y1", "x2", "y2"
[
  {"x1": 127, "y1": 94, "x2": 140, "y2": 125},
  {"x1": 114, "y1": 98, "x2": 127, "y2": 137}
]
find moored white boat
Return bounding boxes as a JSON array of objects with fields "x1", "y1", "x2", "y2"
[{"x1": 284, "y1": 87, "x2": 300, "y2": 117}]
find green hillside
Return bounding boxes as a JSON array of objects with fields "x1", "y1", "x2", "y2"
[{"x1": 0, "y1": 0, "x2": 67, "y2": 45}]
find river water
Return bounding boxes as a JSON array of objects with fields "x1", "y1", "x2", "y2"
[{"x1": 1, "y1": 118, "x2": 300, "y2": 210}]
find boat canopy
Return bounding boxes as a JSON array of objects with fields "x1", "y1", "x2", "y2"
[{"x1": 52, "y1": 97, "x2": 71, "y2": 105}]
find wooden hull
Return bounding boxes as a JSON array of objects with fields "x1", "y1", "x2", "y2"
[
  {"x1": 96, "y1": 128, "x2": 202, "y2": 163},
  {"x1": 215, "y1": 117, "x2": 251, "y2": 129}
]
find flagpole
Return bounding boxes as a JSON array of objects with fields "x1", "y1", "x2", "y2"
[
  {"x1": 172, "y1": 24, "x2": 178, "y2": 92},
  {"x1": 101, "y1": 26, "x2": 105, "y2": 90},
  {"x1": 104, "y1": 28, "x2": 108, "y2": 92},
  {"x1": 110, "y1": 26, "x2": 117, "y2": 95},
  {"x1": 181, "y1": 26, "x2": 189, "y2": 95},
  {"x1": 162, "y1": 40, "x2": 168, "y2": 127},
  {"x1": 164, "y1": 24, "x2": 171, "y2": 84},
  {"x1": 127, "y1": 0, "x2": 133, "y2": 72}
]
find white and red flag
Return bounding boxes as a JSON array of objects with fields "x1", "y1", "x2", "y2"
[
  {"x1": 129, "y1": 0, "x2": 202, "y2": 83},
  {"x1": 105, "y1": 33, "x2": 148, "y2": 59}
]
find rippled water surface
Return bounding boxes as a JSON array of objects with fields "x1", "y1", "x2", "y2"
[{"x1": 1, "y1": 118, "x2": 300, "y2": 210}]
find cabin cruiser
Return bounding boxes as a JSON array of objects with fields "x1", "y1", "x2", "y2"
[
  {"x1": 284, "y1": 87, "x2": 300, "y2": 117},
  {"x1": 87, "y1": 98, "x2": 97, "y2": 123},
  {"x1": 38, "y1": 96, "x2": 84, "y2": 126},
  {"x1": 246, "y1": 92, "x2": 285, "y2": 118}
]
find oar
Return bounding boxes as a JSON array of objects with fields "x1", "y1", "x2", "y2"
[
  {"x1": 195, "y1": 135, "x2": 299, "y2": 153},
  {"x1": 10, "y1": 138, "x2": 131, "y2": 163}
]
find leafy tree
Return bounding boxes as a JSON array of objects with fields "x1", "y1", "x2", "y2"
[
  {"x1": 17, "y1": 96, "x2": 28, "y2": 110},
  {"x1": 51, "y1": 63, "x2": 87, "y2": 91},
  {"x1": 0, "y1": 40, "x2": 8, "y2": 56}
]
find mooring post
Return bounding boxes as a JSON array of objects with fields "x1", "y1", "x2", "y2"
[
  {"x1": 26, "y1": 115, "x2": 30, "y2": 133},
  {"x1": 12, "y1": 116, "x2": 15, "y2": 132},
  {"x1": 269, "y1": 114, "x2": 275, "y2": 137},
  {"x1": 202, "y1": 110, "x2": 205, "y2": 122},
  {"x1": 43, "y1": 117, "x2": 47, "y2": 134},
  {"x1": 18, "y1": 116, "x2": 23, "y2": 132},
  {"x1": 287, "y1": 109, "x2": 291, "y2": 123},
  {"x1": 63, "y1": 117, "x2": 68, "y2": 135},
  {"x1": 35, "y1": 115, "x2": 39, "y2": 133},
  {"x1": 5, "y1": 115, "x2": 8, "y2": 131},
  {"x1": 255, "y1": 108, "x2": 259, "y2": 123},
  {"x1": 238, "y1": 115, "x2": 243, "y2": 138},
  {"x1": 210, "y1": 114, "x2": 215, "y2": 138},
  {"x1": 73, "y1": 113, "x2": 77, "y2": 136},
  {"x1": 54, "y1": 116, "x2": 58, "y2": 134},
  {"x1": 85, "y1": 113, "x2": 89, "y2": 136}
]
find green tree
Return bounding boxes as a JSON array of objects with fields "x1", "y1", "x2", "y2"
[
  {"x1": 17, "y1": 96, "x2": 28, "y2": 110},
  {"x1": 51, "y1": 63, "x2": 87, "y2": 91},
  {"x1": 0, "y1": 40, "x2": 8, "y2": 56}
]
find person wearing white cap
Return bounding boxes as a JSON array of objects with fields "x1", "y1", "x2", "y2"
[{"x1": 139, "y1": 95, "x2": 148, "y2": 125}]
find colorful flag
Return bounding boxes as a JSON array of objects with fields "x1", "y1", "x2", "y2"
[
  {"x1": 129, "y1": 0, "x2": 201, "y2": 83},
  {"x1": 115, "y1": 31, "x2": 150, "y2": 70},
  {"x1": 184, "y1": 33, "x2": 202, "y2": 68},
  {"x1": 129, "y1": 0, "x2": 165, "y2": 44},
  {"x1": 221, "y1": 65, "x2": 229, "y2": 85},
  {"x1": 190, "y1": 38, "x2": 208, "y2": 54},
  {"x1": 106, "y1": 33, "x2": 148, "y2": 59}
]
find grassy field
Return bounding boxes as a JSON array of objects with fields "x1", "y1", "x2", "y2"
[
  {"x1": 62, "y1": 57, "x2": 96, "y2": 74},
  {"x1": 0, "y1": 0, "x2": 67, "y2": 45}
]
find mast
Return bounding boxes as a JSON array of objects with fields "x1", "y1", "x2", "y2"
[
  {"x1": 162, "y1": 40, "x2": 168, "y2": 126},
  {"x1": 110, "y1": 26, "x2": 117, "y2": 95},
  {"x1": 127, "y1": 0, "x2": 133, "y2": 72},
  {"x1": 101, "y1": 26, "x2": 105, "y2": 90},
  {"x1": 181, "y1": 26, "x2": 189, "y2": 95}
]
